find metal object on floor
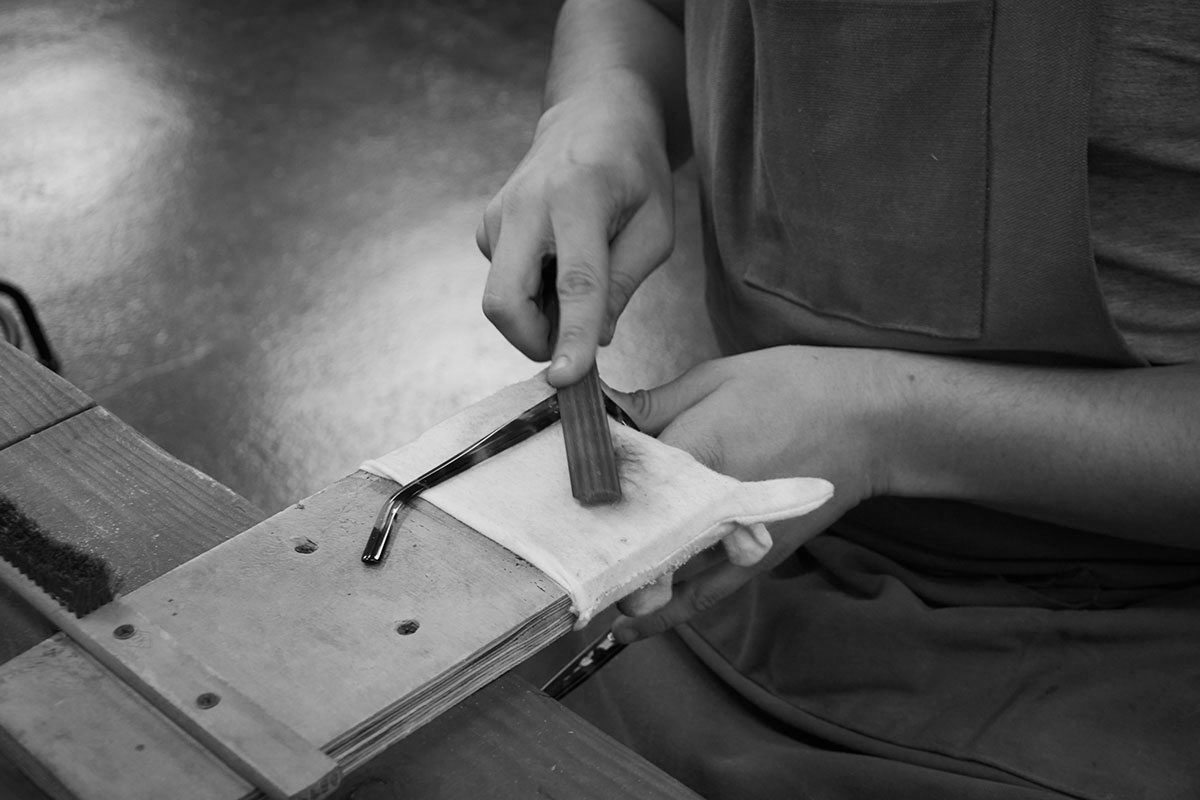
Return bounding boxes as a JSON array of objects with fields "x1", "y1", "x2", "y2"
[{"x1": 0, "y1": 281, "x2": 60, "y2": 373}]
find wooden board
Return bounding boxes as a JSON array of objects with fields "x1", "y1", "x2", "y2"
[
  {"x1": 0, "y1": 369, "x2": 269, "y2": 799},
  {"x1": 116, "y1": 471, "x2": 574, "y2": 769},
  {"x1": 0, "y1": 640, "x2": 700, "y2": 800},
  {"x1": 0, "y1": 407, "x2": 263, "y2": 665},
  {"x1": 0, "y1": 463, "x2": 578, "y2": 798},
  {"x1": 0, "y1": 343, "x2": 93, "y2": 451},
  {"x1": 0, "y1": 636, "x2": 247, "y2": 800},
  {"x1": 0, "y1": 362, "x2": 699, "y2": 800},
  {"x1": 0, "y1": 407, "x2": 263, "y2": 589},
  {"x1": 332, "y1": 672, "x2": 702, "y2": 800}
]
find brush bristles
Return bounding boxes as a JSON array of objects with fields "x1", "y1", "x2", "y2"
[{"x1": 0, "y1": 495, "x2": 118, "y2": 616}]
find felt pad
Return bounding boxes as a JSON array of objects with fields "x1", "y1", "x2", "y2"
[{"x1": 362, "y1": 375, "x2": 833, "y2": 627}]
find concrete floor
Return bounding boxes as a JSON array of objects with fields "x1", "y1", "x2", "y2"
[{"x1": 1, "y1": 0, "x2": 714, "y2": 514}]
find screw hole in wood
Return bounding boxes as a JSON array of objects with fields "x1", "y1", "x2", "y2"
[{"x1": 195, "y1": 692, "x2": 221, "y2": 709}]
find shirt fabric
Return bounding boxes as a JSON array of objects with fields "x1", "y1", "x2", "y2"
[{"x1": 1090, "y1": 0, "x2": 1200, "y2": 365}]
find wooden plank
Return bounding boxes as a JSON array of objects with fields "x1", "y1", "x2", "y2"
[
  {"x1": 0, "y1": 392, "x2": 267, "y2": 800},
  {"x1": 0, "y1": 729, "x2": 71, "y2": 800},
  {"x1": 0, "y1": 396, "x2": 698, "y2": 799},
  {"x1": 0, "y1": 431, "x2": 664, "y2": 798},
  {"x1": 0, "y1": 343, "x2": 93, "y2": 451},
  {"x1": 106, "y1": 472, "x2": 574, "y2": 774},
  {"x1": 0, "y1": 407, "x2": 262, "y2": 589},
  {"x1": 0, "y1": 406, "x2": 263, "y2": 666},
  {"x1": 0, "y1": 466, "x2": 634, "y2": 798},
  {"x1": 329, "y1": 672, "x2": 702, "y2": 800},
  {"x1": 0, "y1": 639, "x2": 699, "y2": 800},
  {"x1": 0, "y1": 636, "x2": 248, "y2": 800},
  {"x1": 0, "y1": 559, "x2": 341, "y2": 800}
]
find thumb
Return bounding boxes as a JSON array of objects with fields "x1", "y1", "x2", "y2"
[
  {"x1": 607, "y1": 362, "x2": 725, "y2": 436},
  {"x1": 606, "y1": 362, "x2": 728, "y2": 470}
]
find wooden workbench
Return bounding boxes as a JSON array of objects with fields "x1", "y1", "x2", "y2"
[{"x1": 0, "y1": 342, "x2": 699, "y2": 800}]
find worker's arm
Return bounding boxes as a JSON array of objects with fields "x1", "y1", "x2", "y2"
[
  {"x1": 890, "y1": 353, "x2": 1200, "y2": 540},
  {"x1": 609, "y1": 347, "x2": 1200, "y2": 640},
  {"x1": 476, "y1": 0, "x2": 688, "y2": 387}
]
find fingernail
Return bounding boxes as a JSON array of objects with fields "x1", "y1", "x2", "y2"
[
  {"x1": 751, "y1": 523, "x2": 773, "y2": 550},
  {"x1": 725, "y1": 530, "x2": 757, "y2": 567},
  {"x1": 549, "y1": 355, "x2": 570, "y2": 375}
]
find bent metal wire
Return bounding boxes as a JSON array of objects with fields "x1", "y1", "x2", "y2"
[{"x1": 361, "y1": 390, "x2": 639, "y2": 565}]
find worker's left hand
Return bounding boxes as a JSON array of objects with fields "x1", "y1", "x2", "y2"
[{"x1": 606, "y1": 345, "x2": 907, "y2": 643}]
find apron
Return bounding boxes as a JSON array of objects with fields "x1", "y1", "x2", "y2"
[{"x1": 560, "y1": 2, "x2": 1200, "y2": 799}]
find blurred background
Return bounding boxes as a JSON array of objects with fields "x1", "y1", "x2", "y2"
[{"x1": 0, "y1": 0, "x2": 713, "y2": 515}]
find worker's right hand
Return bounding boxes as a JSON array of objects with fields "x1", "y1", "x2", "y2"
[{"x1": 476, "y1": 72, "x2": 675, "y2": 388}]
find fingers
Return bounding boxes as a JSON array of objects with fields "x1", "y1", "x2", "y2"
[
  {"x1": 616, "y1": 572, "x2": 673, "y2": 617},
  {"x1": 609, "y1": 524, "x2": 768, "y2": 643},
  {"x1": 545, "y1": 189, "x2": 610, "y2": 385},
  {"x1": 721, "y1": 522, "x2": 773, "y2": 567},
  {"x1": 611, "y1": 559, "x2": 755, "y2": 644},
  {"x1": 608, "y1": 515, "x2": 838, "y2": 644},
  {"x1": 479, "y1": 182, "x2": 625, "y2": 380},
  {"x1": 479, "y1": 168, "x2": 672, "y2": 380},
  {"x1": 481, "y1": 212, "x2": 553, "y2": 360},
  {"x1": 601, "y1": 192, "x2": 674, "y2": 345},
  {"x1": 475, "y1": 212, "x2": 499, "y2": 260},
  {"x1": 609, "y1": 362, "x2": 720, "y2": 438}
]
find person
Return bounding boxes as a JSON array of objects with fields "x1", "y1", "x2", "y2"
[{"x1": 476, "y1": 1, "x2": 1200, "y2": 797}]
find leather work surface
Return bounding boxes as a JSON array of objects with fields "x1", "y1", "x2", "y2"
[{"x1": 362, "y1": 374, "x2": 833, "y2": 627}]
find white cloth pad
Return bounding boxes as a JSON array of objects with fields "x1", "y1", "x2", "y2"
[{"x1": 361, "y1": 374, "x2": 833, "y2": 627}]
